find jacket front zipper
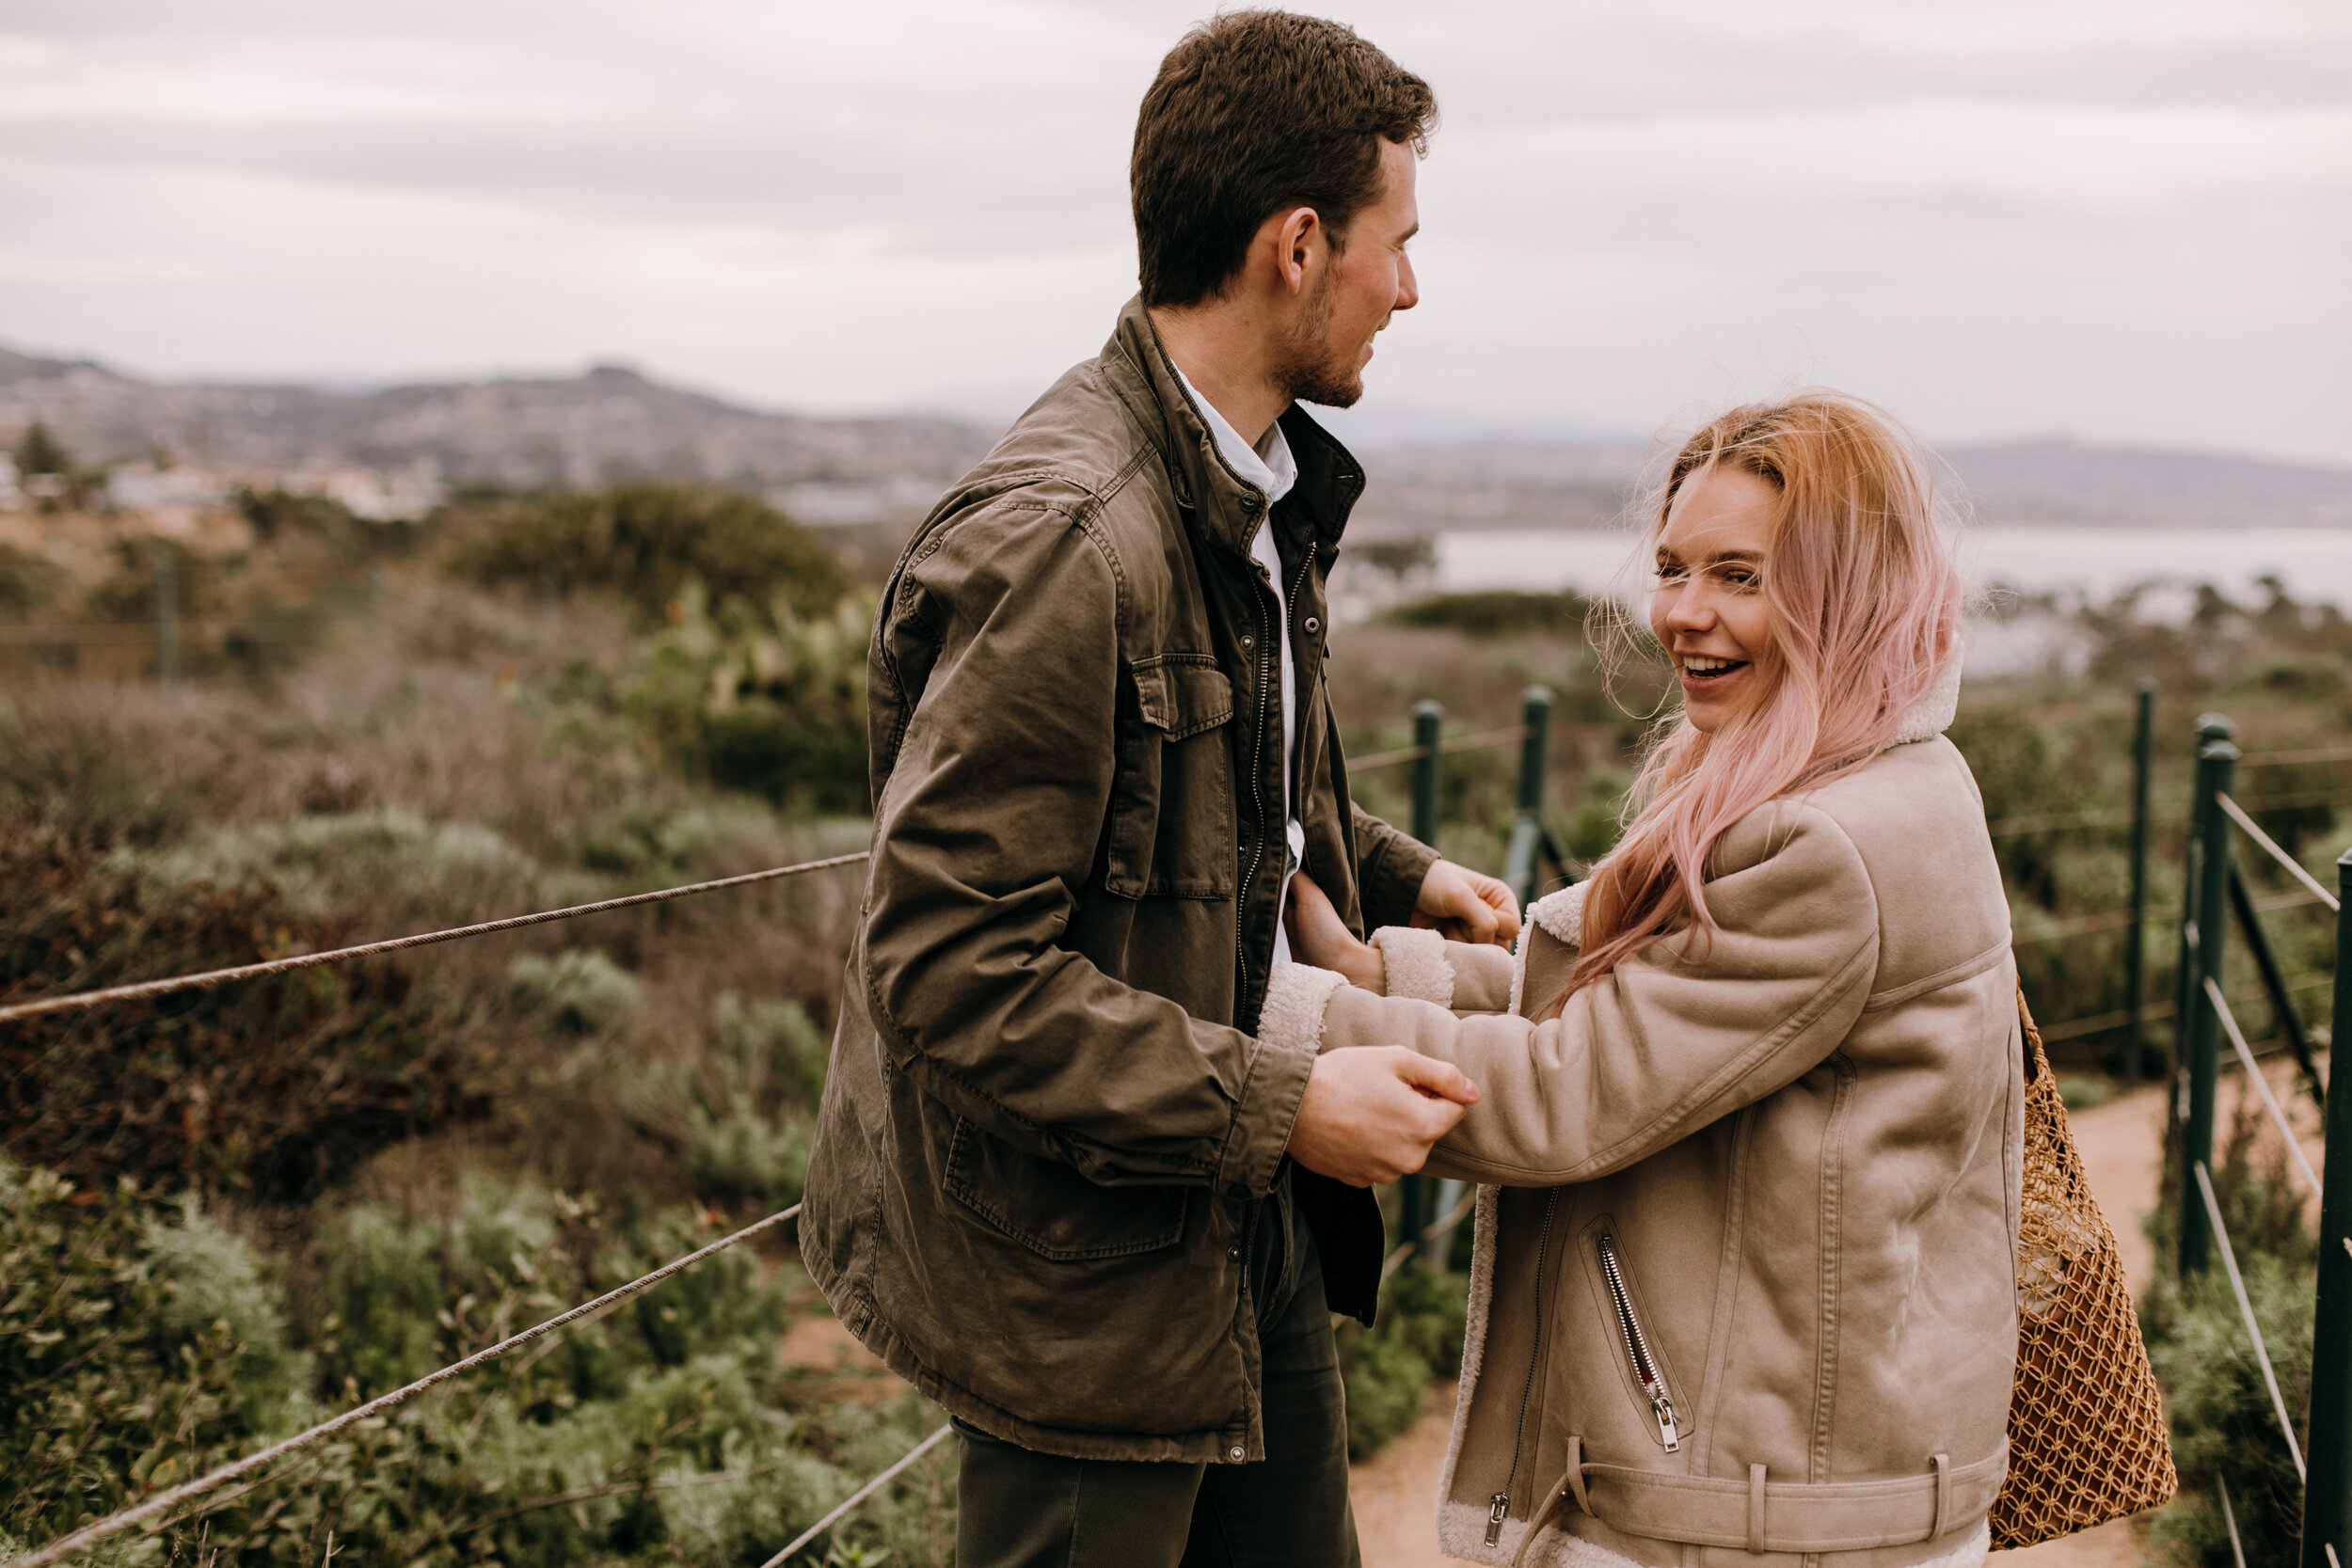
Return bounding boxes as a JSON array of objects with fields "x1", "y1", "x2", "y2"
[
  {"x1": 1242, "y1": 521, "x2": 1279, "y2": 1001},
  {"x1": 1489, "y1": 1189, "x2": 1560, "y2": 1544},
  {"x1": 1597, "y1": 1231, "x2": 1681, "y2": 1451}
]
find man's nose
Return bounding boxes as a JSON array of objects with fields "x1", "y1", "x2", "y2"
[{"x1": 1394, "y1": 252, "x2": 1419, "y2": 312}]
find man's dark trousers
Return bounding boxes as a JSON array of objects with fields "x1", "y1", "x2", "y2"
[{"x1": 954, "y1": 1180, "x2": 1360, "y2": 1568}]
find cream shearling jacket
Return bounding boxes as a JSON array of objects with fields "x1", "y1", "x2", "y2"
[{"x1": 1260, "y1": 672, "x2": 2022, "y2": 1568}]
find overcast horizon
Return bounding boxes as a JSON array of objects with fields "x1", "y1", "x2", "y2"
[{"x1": 4, "y1": 1, "x2": 2349, "y2": 464}]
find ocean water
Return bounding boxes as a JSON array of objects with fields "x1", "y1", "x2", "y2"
[{"x1": 1436, "y1": 527, "x2": 2352, "y2": 614}]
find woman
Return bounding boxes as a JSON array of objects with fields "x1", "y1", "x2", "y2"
[{"x1": 1269, "y1": 394, "x2": 2018, "y2": 1568}]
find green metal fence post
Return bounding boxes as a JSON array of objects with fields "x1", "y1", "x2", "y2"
[
  {"x1": 2122, "y1": 682, "x2": 2154, "y2": 1084},
  {"x1": 2173, "y1": 715, "x2": 2233, "y2": 1116},
  {"x1": 2179, "y1": 725, "x2": 2238, "y2": 1278},
  {"x1": 2299, "y1": 848, "x2": 2352, "y2": 1568},
  {"x1": 1400, "y1": 700, "x2": 1442, "y2": 1264},
  {"x1": 1501, "y1": 686, "x2": 1554, "y2": 912},
  {"x1": 1410, "y1": 701, "x2": 1442, "y2": 848}
]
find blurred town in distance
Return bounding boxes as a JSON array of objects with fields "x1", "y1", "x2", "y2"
[{"x1": 8, "y1": 341, "x2": 2351, "y2": 550}]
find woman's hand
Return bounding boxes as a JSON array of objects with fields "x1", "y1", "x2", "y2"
[
  {"x1": 1285, "y1": 874, "x2": 1385, "y2": 991},
  {"x1": 1413, "y1": 860, "x2": 1520, "y2": 947}
]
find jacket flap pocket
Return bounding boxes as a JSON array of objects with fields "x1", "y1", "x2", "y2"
[
  {"x1": 1132, "y1": 657, "x2": 1233, "y2": 739},
  {"x1": 946, "y1": 1117, "x2": 1190, "y2": 1262}
]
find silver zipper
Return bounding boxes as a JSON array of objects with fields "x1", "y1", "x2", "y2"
[
  {"x1": 1596, "y1": 1231, "x2": 1681, "y2": 1451},
  {"x1": 1490, "y1": 1188, "x2": 1560, "y2": 1544}
]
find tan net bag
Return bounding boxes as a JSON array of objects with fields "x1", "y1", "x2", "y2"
[{"x1": 1989, "y1": 990, "x2": 2178, "y2": 1546}]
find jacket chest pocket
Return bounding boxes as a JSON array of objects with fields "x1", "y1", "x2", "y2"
[{"x1": 1104, "y1": 655, "x2": 1236, "y2": 900}]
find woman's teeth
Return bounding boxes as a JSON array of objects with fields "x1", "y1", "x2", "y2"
[{"x1": 1681, "y1": 655, "x2": 1741, "y2": 675}]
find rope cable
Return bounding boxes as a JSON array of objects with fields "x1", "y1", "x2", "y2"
[
  {"x1": 2204, "y1": 978, "x2": 2324, "y2": 1202},
  {"x1": 2216, "y1": 793, "x2": 2341, "y2": 913},
  {"x1": 2217, "y1": 1475, "x2": 2249, "y2": 1568},
  {"x1": 12, "y1": 1203, "x2": 805, "y2": 1568},
  {"x1": 0, "y1": 851, "x2": 870, "y2": 1025},
  {"x1": 756, "y1": 1423, "x2": 953, "y2": 1568},
  {"x1": 1348, "y1": 724, "x2": 1531, "y2": 772},
  {"x1": 2192, "y1": 1162, "x2": 2308, "y2": 1483}
]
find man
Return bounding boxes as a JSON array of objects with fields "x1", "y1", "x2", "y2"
[{"x1": 803, "y1": 12, "x2": 1516, "y2": 1565}]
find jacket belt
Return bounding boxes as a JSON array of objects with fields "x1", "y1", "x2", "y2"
[{"x1": 1568, "y1": 1443, "x2": 2006, "y2": 1553}]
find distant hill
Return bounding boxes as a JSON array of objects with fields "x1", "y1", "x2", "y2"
[
  {"x1": 3, "y1": 346, "x2": 2345, "y2": 531},
  {"x1": 0, "y1": 350, "x2": 996, "y2": 515}
]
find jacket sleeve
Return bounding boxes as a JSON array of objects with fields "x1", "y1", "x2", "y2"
[
  {"x1": 1350, "y1": 802, "x2": 1436, "y2": 930},
  {"x1": 858, "y1": 498, "x2": 1312, "y2": 1203},
  {"x1": 1259, "y1": 804, "x2": 1880, "y2": 1185}
]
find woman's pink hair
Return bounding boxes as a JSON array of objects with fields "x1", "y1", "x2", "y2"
[{"x1": 1544, "y1": 392, "x2": 1963, "y2": 1012}]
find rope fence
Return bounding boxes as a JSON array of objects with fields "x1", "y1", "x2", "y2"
[
  {"x1": 7, "y1": 847, "x2": 946, "y2": 1567},
  {"x1": 1349, "y1": 722, "x2": 1530, "y2": 772},
  {"x1": 0, "y1": 850, "x2": 871, "y2": 1025},
  {"x1": 2205, "y1": 977, "x2": 2324, "y2": 1202},
  {"x1": 2218, "y1": 793, "x2": 2343, "y2": 913},
  {"x1": 2192, "y1": 1162, "x2": 2308, "y2": 1484},
  {"x1": 757, "y1": 1425, "x2": 954, "y2": 1568},
  {"x1": 2010, "y1": 887, "x2": 2323, "y2": 948}
]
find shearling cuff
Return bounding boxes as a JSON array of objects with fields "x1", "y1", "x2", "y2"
[
  {"x1": 1257, "y1": 961, "x2": 1351, "y2": 1055},
  {"x1": 1370, "y1": 926, "x2": 1454, "y2": 1006}
]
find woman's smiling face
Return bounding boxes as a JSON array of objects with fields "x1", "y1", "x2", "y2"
[{"x1": 1649, "y1": 465, "x2": 1780, "y2": 735}]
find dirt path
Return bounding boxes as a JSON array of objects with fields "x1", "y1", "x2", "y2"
[{"x1": 1352, "y1": 1081, "x2": 2197, "y2": 1568}]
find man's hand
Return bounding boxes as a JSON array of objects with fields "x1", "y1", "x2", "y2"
[
  {"x1": 1285, "y1": 1047, "x2": 1480, "y2": 1187},
  {"x1": 1412, "y1": 859, "x2": 1521, "y2": 947}
]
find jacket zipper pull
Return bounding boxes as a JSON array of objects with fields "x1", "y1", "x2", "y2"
[
  {"x1": 1486, "y1": 1493, "x2": 1509, "y2": 1545},
  {"x1": 1652, "y1": 1391, "x2": 1682, "y2": 1452}
]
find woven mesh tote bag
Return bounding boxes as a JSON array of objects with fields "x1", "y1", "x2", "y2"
[{"x1": 1988, "y1": 990, "x2": 2178, "y2": 1545}]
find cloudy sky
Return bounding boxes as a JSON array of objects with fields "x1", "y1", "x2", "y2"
[{"x1": 4, "y1": 1, "x2": 2349, "y2": 460}]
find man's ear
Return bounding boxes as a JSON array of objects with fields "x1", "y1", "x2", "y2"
[{"x1": 1273, "y1": 205, "x2": 1321, "y2": 297}]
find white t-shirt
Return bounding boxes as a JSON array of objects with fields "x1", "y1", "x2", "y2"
[{"x1": 1171, "y1": 366, "x2": 1309, "y2": 968}]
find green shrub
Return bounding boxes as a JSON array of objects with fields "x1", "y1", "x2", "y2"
[
  {"x1": 1, "y1": 1160, "x2": 948, "y2": 1565},
  {"x1": 1386, "y1": 591, "x2": 1597, "y2": 640},
  {"x1": 452, "y1": 483, "x2": 850, "y2": 628},
  {"x1": 509, "y1": 948, "x2": 643, "y2": 1036},
  {"x1": 0, "y1": 832, "x2": 474, "y2": 1198},
  {"x1": 620, "y1": 589, "x2": 870, "y2": 812},
  {"x1": 1338, "y1": 1264, "x2": 1470, "y2": 1459},
  {"x1": 0, "y1": 1161, "x2": 281, "y2": 1559},
  {"x1": 2141, "y1": 1122, "x2": 2316, "y2": 1566}
]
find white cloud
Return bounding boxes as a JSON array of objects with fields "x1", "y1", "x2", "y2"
[{"x1": 0, "y1": 0, "x2": 2345, "y2": 460}]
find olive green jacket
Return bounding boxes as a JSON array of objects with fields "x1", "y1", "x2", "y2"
[{"x1": 802, "y1": 296, "x2": 1437, "y2": 1464}]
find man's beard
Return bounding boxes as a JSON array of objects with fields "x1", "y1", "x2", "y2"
[{"x1": 1271, "y1": 275, "x2": 1363, "y2": 409}]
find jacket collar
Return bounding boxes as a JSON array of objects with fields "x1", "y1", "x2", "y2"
[
  {"x1": 1889, "y1": 657, "x2": 1963, "y2": 746},
  {"x1": 1103, "y1": 294, "x2": 1363, "y2": 559}
]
